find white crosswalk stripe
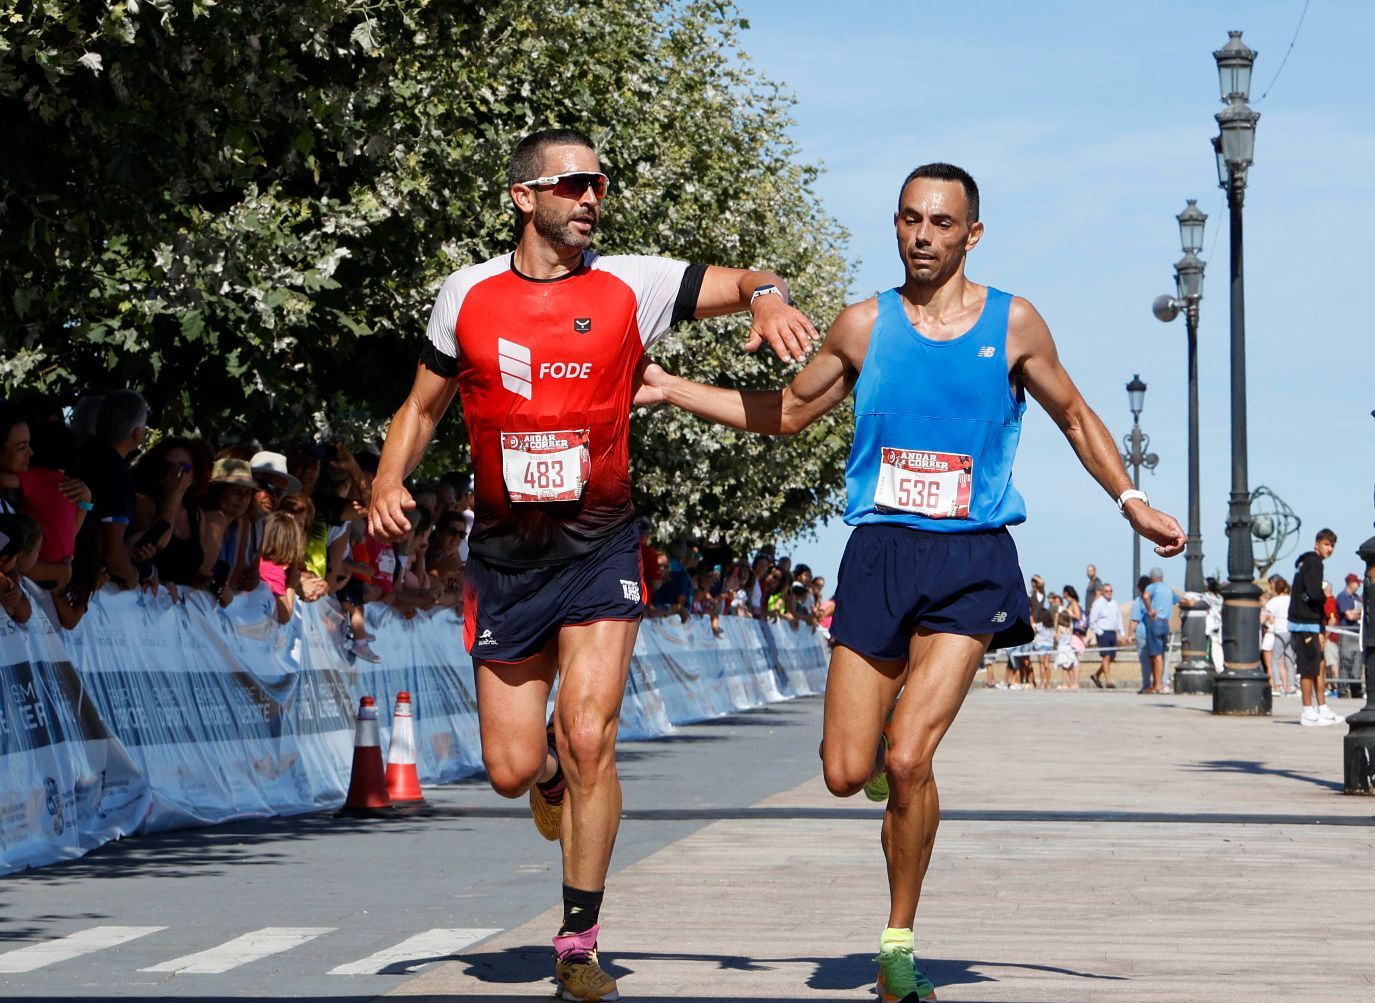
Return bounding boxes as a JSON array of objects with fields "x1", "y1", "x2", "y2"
[
  {"x1": 139, "y1": 926, "x2": 335, "y2": 974},
  {"x1": 0, "y1": 926, "x2": 166, "y2": 973},
  {"x1": 327, "y1": 927, "x2": 501, "y2": 975}
]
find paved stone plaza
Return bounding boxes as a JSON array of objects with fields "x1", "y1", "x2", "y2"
[{"x1": 393, "y1": 688, "x2": 1374, "y2": 1002}]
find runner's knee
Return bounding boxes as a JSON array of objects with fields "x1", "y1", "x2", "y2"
[
  {"x1": 884, "y1": 746, "x2": 934, "y2": 791},
  {"x1": 820, "y1": 743, "x2": 873, "y2": 797},
  {"x1": 484, "y1": 743, "x2": 545, "y2": 798},
  {"x1": 560, "y1": 714, "x2": 616, "y2": 776}
]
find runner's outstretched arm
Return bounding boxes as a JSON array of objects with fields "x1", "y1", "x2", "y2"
[
  {"x1": 369, "y1": 365, "x2": 459, "y2": 541},
  {"x1": 636, "y1": 300, "x2": 870, "y2": 434},
  {"x1": 1010, "y1": 297, "x2": 1186, "y2": 557},
  {"x1": 692, "y1": 266, "x2": 821, "y2": 363}
]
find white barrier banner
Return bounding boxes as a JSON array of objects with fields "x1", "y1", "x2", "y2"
[
  {"x1": 0, "y1": 584, "x2": 148, "y2": 874},
  {"x1": 2, "y1": 585, "x2": 829, "y2": 875}
]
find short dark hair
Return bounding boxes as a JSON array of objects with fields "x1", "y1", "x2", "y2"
[
  {"x1": 1316, "y1": 528, "x2": 1337, "y2": 545},
  {"x1": 508, "y1": 128, "x2": 597, "y2": 191},
  {"x1": 899, "y1": 163, "x2": 980, "y2": 223}
]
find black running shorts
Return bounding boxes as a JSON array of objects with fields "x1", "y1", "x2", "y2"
[
  {"x1": 463, "y1": 520, "x2": 645, "y2": 663},
  {"x1": 829, "y1": 523, "x2": 1034, "y2": 661}
]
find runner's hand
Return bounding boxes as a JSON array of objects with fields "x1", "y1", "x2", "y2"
[
  {"x1": 1125, "y1": 502, "x2": 1186, "y2": 558},
  {"x1": 369, "y1": 479, "x2": 415, "y2": 542},
  {"x1": 744, "y1": 295, "x2": 818, "y2": 364},
  {"x1": 632, "y1": 359, "x2": 671, "y2": 406}
]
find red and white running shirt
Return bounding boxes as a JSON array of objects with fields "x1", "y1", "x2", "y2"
[{"x1": 422, "y1": 251, "x2": 705, "y2": 568}]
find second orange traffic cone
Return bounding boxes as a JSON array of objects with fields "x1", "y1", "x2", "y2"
[
  {"x1": 337, "y1": 695, "x2": 394, "y2": 817},
  {"x1": 385, "y1": 691, "x2": 424, "y2": 806}
]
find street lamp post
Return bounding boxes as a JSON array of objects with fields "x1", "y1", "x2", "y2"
[
  {"x1": 1120, "y1": 374, "x2": 1158, "y2": 593},
  {"x1": 1210, "y1": 30, "x2": 1270, "y2": 716},
  {"x1": 1152, "y1": 200, "x2": 1212, "y2": 694}
]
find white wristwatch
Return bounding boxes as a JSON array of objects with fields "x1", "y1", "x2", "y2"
[
  {"x1": 1116, "y1": 488, "x2": 1149, "y2": 515},
  {"x1": 749, "y1": 283, "x2": 786, "y2": 307}
]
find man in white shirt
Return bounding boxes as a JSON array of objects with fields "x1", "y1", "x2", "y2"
[{"x1": 1088, "y1": 582, "x2": 1124, "y2": 688}]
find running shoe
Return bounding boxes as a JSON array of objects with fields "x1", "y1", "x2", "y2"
[
  {"x1": 530, "y1": 721, "x2": 565, "y2": 841},
  {"x1": 863, "y1": 712, "x2": 893, "y2": 803},
  {"x1": 1300, "y1": 706, "x2": 1321, "y2": 727},
  {"x1": 1318, "y1": 705, "x2": 1340, "y2": 726},
  {"x1": 554, "y1": 926, "x2": 619, "y2": 1001},
  {"x1": 876, "y1": 940, "x2": 937, "y2": 1001}
]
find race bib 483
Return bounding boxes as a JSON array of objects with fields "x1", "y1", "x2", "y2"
[
  {"x1": 501, "y1": 429, "x2": 591, "y2": 503},
  {"x1": 874, "y1": 447, "x2": 973, "y2": 519}
]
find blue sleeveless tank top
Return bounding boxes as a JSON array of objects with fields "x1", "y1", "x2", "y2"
[{"x1": 843, "y1": 286, "x2": 1027, "y2": 532}]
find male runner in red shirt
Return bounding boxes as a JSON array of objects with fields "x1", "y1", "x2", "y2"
[{"x1": 369, "y1": 127, "x2": 817, "y2": 1001}]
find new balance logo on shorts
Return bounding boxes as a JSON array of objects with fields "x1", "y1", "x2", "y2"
[
  {"x1": 476, "y1": 628, "x2": 499, "y2": 646},
  {"x1": 977, "y1": 345, "x2": 996, "y2": 358},
  {"x1": 620, "y1": 579, "x2": 641, "y2": 602},
  {"x1": 991, "y1": 611, "x2": 1008, "y2": 623}
]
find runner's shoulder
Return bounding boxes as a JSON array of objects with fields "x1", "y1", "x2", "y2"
[
  {"x1": 1005, "y1": 294, "x2": 1054, "y2": 367},
  {"x1": 587, "y1": 250, "x2": 692, "y2": 284},
  {"x1": 825, "y1": 297, "x2": 879, "y2": 367},
  {"x1": 435, "y1": 252, "x2": 512, "y2": 299},
  {"x1": 1006, "y1": 294, "x2": 1050, "y2": 336}
]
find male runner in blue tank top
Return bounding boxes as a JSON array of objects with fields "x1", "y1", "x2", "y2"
[{"x1": 635, "y1": 163, "x2": 1186, "y2": 1001}]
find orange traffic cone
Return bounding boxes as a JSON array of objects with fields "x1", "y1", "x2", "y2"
[
  {"x1": 337, "y1": 696, "x2": 394, "y2": 817},
  {"x1": 385, "y1": 691, "x2": 425, "y2": 806}
]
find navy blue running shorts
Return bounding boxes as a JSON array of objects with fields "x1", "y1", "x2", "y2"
[
  {"x1": 463, "y1": 519, "x2": 645, "y2": 663},
  {"x1": 829, "y1": 524, "x2": 1034, "y2": 661}
]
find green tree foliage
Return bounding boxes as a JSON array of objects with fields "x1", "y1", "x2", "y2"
[{"x1": 1, "y1": 0, "x2": 853, "y2": 548}]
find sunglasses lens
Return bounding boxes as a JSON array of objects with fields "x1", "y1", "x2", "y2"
[{"x1": 553, "y1": 173, "x2": 608, "y2": 198}]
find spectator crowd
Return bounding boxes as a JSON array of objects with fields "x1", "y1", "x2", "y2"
[
  {"x1": 987, "y1": 551, "x2": 1363, "y2": 710},
  {"x1": 0, "y1": 390, "x2": 836, "y2": 658}
]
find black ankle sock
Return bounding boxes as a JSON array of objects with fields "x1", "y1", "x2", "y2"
[{"x1": 559, "y1": 884, "x2": 604, "y2": 936}]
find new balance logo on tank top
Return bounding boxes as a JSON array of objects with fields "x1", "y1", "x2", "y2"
[
  {"x1": 843, "y1": 286, "x2": 1027, "y2": 532},
  {"x1": 423, "y1": 251, "x2": 705, "y2": 568}
]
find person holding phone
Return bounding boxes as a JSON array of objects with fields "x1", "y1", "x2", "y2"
[{"x1": 131, "y1": 437, "x2": 213, "y2": 590}]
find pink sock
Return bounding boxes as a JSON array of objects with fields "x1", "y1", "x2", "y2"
[{"x1": 553, "y1": 923, "x2": 599, "y2": 959}]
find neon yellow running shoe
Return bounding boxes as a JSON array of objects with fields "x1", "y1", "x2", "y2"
[
  {"x1": 876, "y1": 940, "x2": 937, "y2": 1001},
  {"x1": 864, "y1": 705, "x2": 896, "y2": 802},
  {"x1": 863, "y1": 731, "x2": 890, "y2": 802}
]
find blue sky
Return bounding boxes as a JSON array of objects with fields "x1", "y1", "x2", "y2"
[{"x1": 744, "y1": 0, "x2": 1375, "y2": 593}]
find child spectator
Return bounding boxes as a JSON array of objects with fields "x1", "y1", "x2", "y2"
[
  {"x1": 258, "y1": 511, "x2": 306, "y2": 625},
  {"x1": 0, "y1": 513, "x2": 43, "y2": 624},
  {"x1": 275, "y1": 493, "x2": 329, "y2": 601},
  {"x1": 51, "y1": 518, "x2": 108, "y2": 630}
]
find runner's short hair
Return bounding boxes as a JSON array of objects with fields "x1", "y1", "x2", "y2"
[
  {"x1": 508, "y1": 128, "x2": 598, "y2": 191},
  {"x1": 899, "y1": 163, "x2": 980, "y2": 223},
  {"x1": 1316, "y1": 528, "x2": 1337, "y2": 545}
]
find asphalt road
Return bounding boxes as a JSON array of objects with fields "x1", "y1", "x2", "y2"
[{"x1": 0, "y1": 695, "x2": 828, "y2": 1001}]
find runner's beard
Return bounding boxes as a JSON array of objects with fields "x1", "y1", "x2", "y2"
[{"x1": 534, "y1": 201, "x2": 596, "y2": 251}]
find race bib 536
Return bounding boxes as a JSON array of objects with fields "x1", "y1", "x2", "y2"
[{"x1": 874, "y1": 447, "x2": 973, "y2": 519}]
